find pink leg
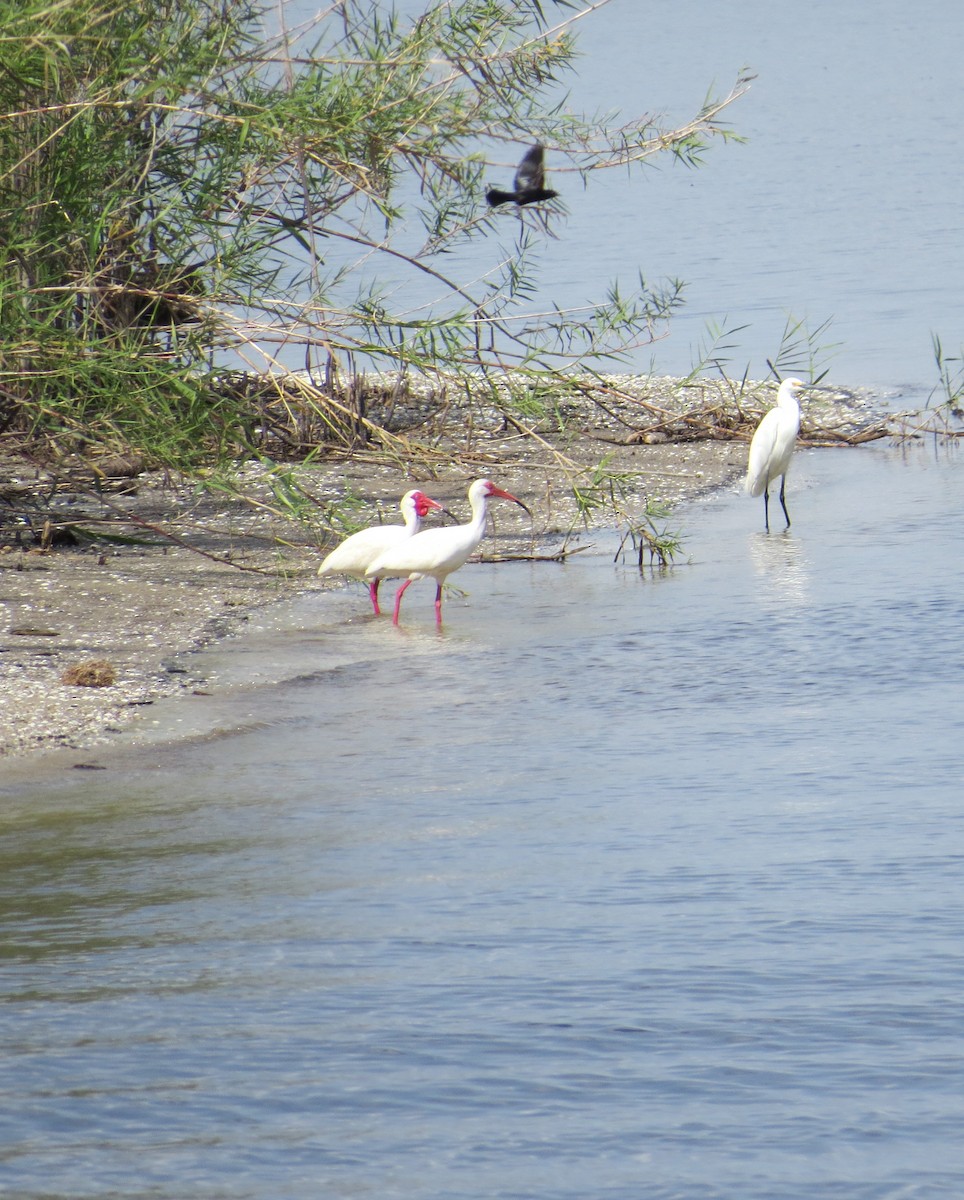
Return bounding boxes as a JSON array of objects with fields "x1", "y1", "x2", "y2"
[
  {"x1": 434, "y1": 582, "x2": 443, "y2": 624},
  {"x1": 392, "y1": 579, "x2": 413, "y2": 625},
  {"x1": 368, "y1": 578, "x2": 381, "y2": 615}
]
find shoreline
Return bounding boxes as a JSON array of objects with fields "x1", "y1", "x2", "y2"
[{"x1": 1, "y1": 375, "x2": 890, "y2": 769}]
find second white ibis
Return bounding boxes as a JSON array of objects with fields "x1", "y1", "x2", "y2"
[
  {"x1": 366, "y1": 478, "x2": 531, "y2": 625},
  {"x1": 317, "y1": 489, "x2": 444, "y2": 614}
]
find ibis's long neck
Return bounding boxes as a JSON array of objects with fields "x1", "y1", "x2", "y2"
[
  {"x1": 462, "y1": 492, "x2": 489, "y2": 548},
  {"x1": 401, "y1": 500, "x2": 420, "y2": 534}
]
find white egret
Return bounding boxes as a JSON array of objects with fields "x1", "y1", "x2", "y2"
[
  {"x1": 745, "y1": 377, "x2": 806, "y2": 531},
  {"x1": 318, "y1": 490, "x2": 444, "y2": 615},
  {"x1": 366, "y1": 478, "x2": 531, "y2": 625}
]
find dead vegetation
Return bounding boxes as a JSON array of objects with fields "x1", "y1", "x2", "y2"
[{"x1": 204, "y1": 369, "x2": 892, "y2": 460}]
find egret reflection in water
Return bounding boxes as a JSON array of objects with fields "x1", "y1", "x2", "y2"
[{"x1": 747, "y1": 530, "x2": 812, "y2": 611}]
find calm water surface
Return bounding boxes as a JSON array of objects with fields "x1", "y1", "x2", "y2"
[{"x1": 2, "y1": 442, "x2": 964, "y2": 1199}]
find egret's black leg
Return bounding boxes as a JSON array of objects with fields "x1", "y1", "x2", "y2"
[
  {"x1": 763, "y1": 485, "x2": 771, "y2": 533},
  {"x1": 779, "y1": 476, "x2": 791, "y2": 528}
]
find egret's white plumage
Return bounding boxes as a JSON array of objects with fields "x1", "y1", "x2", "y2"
[
  {"x1": 318, "y1": 490, "x2": 443, "y2": 614},
  {"x1": 366, "y1": 478, "x2": 531, "y2": 625},
  {"x1": 745, "y1": 377, "x2": 806, "y2": 531}
]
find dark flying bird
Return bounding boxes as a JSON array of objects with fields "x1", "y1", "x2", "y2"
[{"x1": 486, "y1": 144, "x2": 559, "y2": 207}]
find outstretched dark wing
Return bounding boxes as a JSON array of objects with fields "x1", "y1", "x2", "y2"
[{"x1": 513, "y1": 144, "x2": 546, "y2": 194}]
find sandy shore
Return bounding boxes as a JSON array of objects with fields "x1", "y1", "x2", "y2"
[{"x1": 1, "y1": 375, "x2": 885, "y2": 765}]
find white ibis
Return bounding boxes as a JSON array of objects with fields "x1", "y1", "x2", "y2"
[
  {"x1": 366, "y1": 478, "x2": 531, "y2": 625},
  {"x1": 317, "y1": 489, "x2": 444, "y2": 615},
  {"x1": 745, "y1": 378, "x2": 806, "y2": 532}
]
